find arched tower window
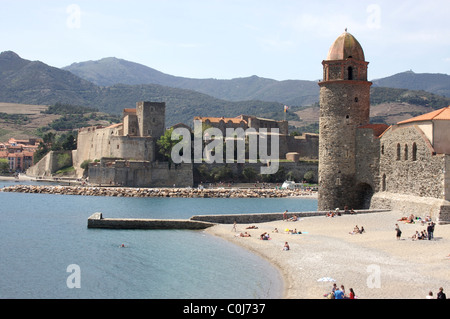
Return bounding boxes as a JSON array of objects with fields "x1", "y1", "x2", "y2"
[
  {"x1": 347, "y1": 67, "x2": 353, "y2": 80},
  {"x1": 404, "y1": 144, "x2": 408, "y2": 160},
  {"x1": 412, "y1": 143, "x2": 417, "y2": 161},
  {"x1": 396, "y1": 143, "x2": 401, "y2": 160},
  {"x1": 382, "y1": 174, "x2": 386, "y2": 191}
]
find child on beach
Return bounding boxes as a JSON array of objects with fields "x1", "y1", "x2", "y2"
[
  {"x1": 283, "y1": 242, "x2": 290, "y2": 251},
  {"x1": 395, "y1": 224, "x2": 402, "y2": 240}
]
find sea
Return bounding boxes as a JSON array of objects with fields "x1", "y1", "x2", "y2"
[{"x1": 0, "y1": 180, "x2": 317, "y2": 299}]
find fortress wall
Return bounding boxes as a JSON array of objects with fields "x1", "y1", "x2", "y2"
[
  {"x1": 194, "y1": 161, "x2": 318, "y2": 183},
  {"x1": 88, "y1": 162, "x2": 193, "y2": 187},
  {"x1": 26, "y1": 151, "x2": 73, "y2": 177}
]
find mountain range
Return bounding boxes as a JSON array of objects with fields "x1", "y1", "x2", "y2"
[{"x1": 1, "y1": 50, "x2": 450, "y2": 129}]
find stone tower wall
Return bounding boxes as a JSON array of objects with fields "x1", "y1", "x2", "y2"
[
  {"x1": 136, "y1": 101, "x2": 166, "y2": 139},
  {"x1": 318, "y1": 80, "x2": 371, "y2": 210}
]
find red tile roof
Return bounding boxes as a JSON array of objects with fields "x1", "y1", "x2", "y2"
[{"x1": 398, "y1": 106, "x2": 450, "y2": 124}]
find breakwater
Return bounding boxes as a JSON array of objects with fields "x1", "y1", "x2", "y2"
[
  {"x1": 0, "y1": 184, "x2": 315, "y2": 198},
  {"x1": 88, "y1": 213, "x2": 215, "y2": 230},
  {"x1": 87, "y1": 210, "x2": 391, "y2": 230}
]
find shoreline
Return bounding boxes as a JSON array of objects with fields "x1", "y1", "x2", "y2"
[{"x1": 205, "y1": 210, "x2": 450, "y2": 299}]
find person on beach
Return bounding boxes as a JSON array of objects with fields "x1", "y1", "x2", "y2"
[
  {"x1": 232, "y1": 221, "x2": 237, "y2": 232},
  {"x1": 437, "y1": 287, "x2": 446, "y2": 299},
  {"x1": 427, "y1": 222, "x2": 435, "y2": 240},
  {"x1": 349, "y1": 288, "x2": 355, "y2": 299},
  {"x1": 283, "y1": 210, "x2": 288, "y2": 221},
  {"x1": 283, "y1": 242, "x2": 290, "y2": 251},
  {"x1": 349, "y1": 225, "x2": 360, "y2": 235},
  {"x1": 334, "y1": 287, "x2": 344, "y2": 299},
  {"x1": 395, "y1": 224, "x2": 402, "y2": 240}
]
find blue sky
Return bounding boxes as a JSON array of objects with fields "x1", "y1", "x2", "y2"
[{"x1": 1, "y1": 0, "x2": 450, "y2": 81}]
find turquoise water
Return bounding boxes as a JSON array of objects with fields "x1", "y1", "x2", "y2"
[{"x1": 0, "y1": 181, "x2": 317, "y2": 299}]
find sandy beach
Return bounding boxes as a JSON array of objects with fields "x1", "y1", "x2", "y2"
[{"x1": 205, "y1": 210, "x2": 450, "y2": 299}]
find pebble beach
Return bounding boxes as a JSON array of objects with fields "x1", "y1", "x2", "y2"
[{"x1": 206, "y1": 210, "x2": 450, "y2": 299}]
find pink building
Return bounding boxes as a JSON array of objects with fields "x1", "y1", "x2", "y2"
[{"x1": 0, "y1": 138, "x2": 40, "y2": 172}]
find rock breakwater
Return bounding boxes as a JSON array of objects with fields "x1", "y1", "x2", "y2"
[{"x1": 0, "y1": 184, "x2": 316, "y2": 198}]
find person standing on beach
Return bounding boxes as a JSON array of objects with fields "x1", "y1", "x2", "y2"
[
  {"x1": 283, "y1": 210, "x2": 288, "y2": 221},
  {"x1": 427, "y1": 222, "x2": 435, "y2": 240},
  {"x1": 395, "y1": 224, "x2": 402, "y2": 240},
  {"x1": 437, "y1": 287, "x2": 446, "y2": 299},
  {"x1": 232, "y1": 221, "x2": 237, "y2": 232}
]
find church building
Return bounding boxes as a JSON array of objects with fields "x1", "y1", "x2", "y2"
[{"x1": 318, "y1": 31, "x2": 450, "y2": 223}]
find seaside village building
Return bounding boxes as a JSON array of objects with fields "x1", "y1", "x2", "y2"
[
  {"x1": 318, "y1": 31, "x2": 450, "y2": 223},
  {"x1": 0, "y1": 138, "x2": 39, "y2": 172}
]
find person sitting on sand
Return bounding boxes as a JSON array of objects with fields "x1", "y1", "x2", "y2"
[
  {"x1": 288, "y1": 214, "x2": 298, "y2": 222},
  {"x1": 349, "y1": 225, "x2": 360, "y2": 235},
  {"x1": 260, "y1": 232, "x2": 270, "y2": 240},
  {"x1": 273, "y1": 228, "x2": 279, "y2": 233},
  {"x1": 283, "y1": 242, "x2": 290, "y2": 251}
]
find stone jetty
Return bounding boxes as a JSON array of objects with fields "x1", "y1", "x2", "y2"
[
  {"x1": 0, "y1": 184, "x2": 316, "y2": 198},
  {"x1": 88, "y1": 212, "x2": 215, "y2": 230}
]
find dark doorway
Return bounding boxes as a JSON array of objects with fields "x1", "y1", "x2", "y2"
[{"x1": 354, "y1": 183, "x2": 374, "y2": 209}]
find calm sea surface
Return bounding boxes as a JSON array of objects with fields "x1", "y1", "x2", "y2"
[{"x1": 0, "y1": 180, "x2": 317, "y2": 299}]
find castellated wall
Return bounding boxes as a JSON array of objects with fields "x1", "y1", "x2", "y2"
[{"x1": 74, "y1": 125, "x2": 155, "y2": 177}]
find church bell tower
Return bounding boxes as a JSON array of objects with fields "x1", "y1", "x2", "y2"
[{"x1": 318, "y1": 31, "x2": 372, "y2": 210}]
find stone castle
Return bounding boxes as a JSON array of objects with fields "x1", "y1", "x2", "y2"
[{"x1": 318, "y1": 31, "x2": 450, "y2": 222}]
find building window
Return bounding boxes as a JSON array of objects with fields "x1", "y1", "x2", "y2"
[
  {"x1": 404, "y1": 144, "x2": 408, "y2": 160},
  {"x1": 348, "y1": 67, "x2": 353, "y2": 80},
  {"x1": 412, "y1": 143, "x2": 417, "y2": 161},
  {"x1": 381, "y1": 144, "x2": 384, "y2": 155},
  {"x1": 382, "y1": 174, "x2": 386, "y2": 191},
  {"x1": 396, "y1": 143, "x2": 401, "y2": 160}
]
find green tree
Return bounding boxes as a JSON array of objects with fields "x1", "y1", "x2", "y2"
[
  {"x1": 0, "y1": 158, "x2": 9, "y2": 174},
  {"x1": 242, "y1": 167, "x2": 257, "y2": 182},
  {"x1": 62, "y1": 134, "x2": 77, "y2": 150},
  {"x1": 33, "y1": 142, "x2": 49, "y2": 164},
  {"x1": 157, "y1": 128, "x2": 183, "y2": 163},
  {"x1": 303, "y1": 170, "x2": 316, "y2": 183}
]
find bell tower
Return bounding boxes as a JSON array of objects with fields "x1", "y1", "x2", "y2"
[{"x1": 318, "y1": 31, "x2": 372, "y2": 210}]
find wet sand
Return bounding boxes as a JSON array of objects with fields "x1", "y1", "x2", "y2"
[{"x1": 205, "y1": 210, "x2": 450, "y2": 299}]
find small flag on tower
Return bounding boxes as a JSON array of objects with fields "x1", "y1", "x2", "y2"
[{"x1": 284, "y1": 105, "x2": 289, "y2": 113}]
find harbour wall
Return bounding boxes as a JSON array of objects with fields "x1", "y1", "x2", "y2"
[
  {"x1": 87, "y1": 209, "x2": 391, "y2": 230},
  {"x1": 191, "y1": 209, "x2": 390, "y2": 224},
  {"x1": 87, "y1": 213, "x2": 216, "y2": 230}
]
